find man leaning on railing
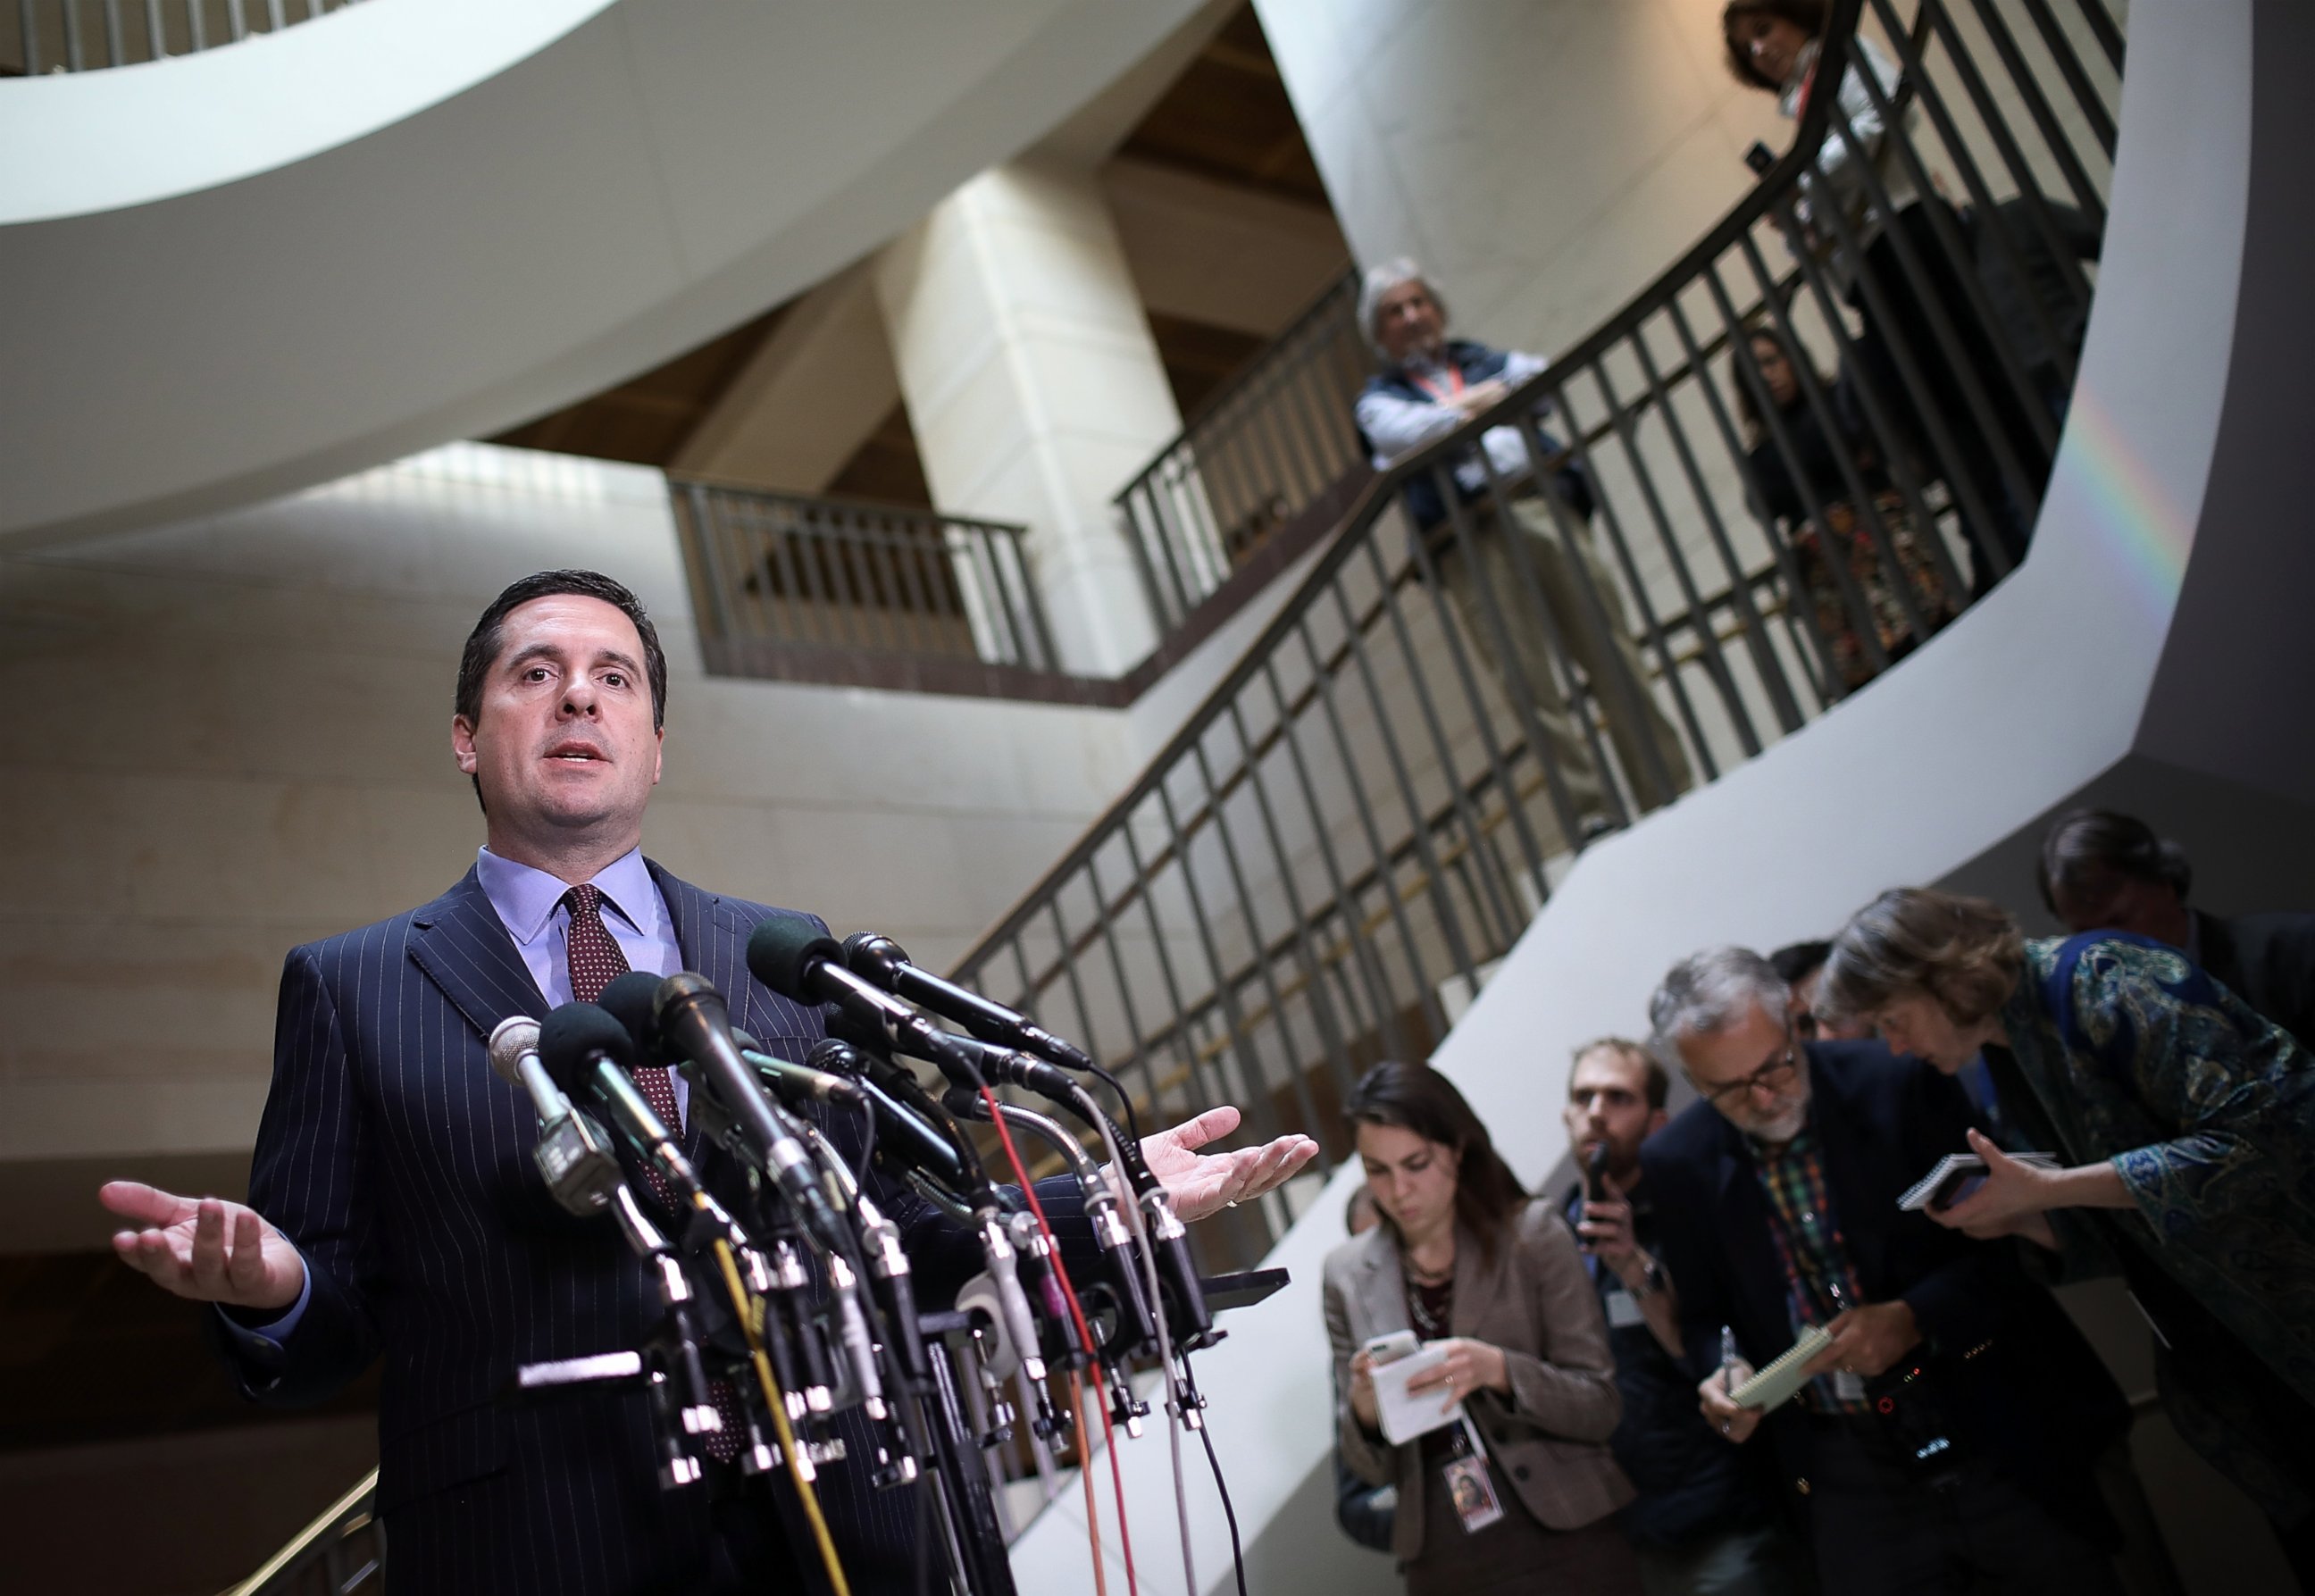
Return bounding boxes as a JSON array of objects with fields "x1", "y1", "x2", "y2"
[{"x1": 1350, "y1": 262, "x2": 1692, "y2": 847}]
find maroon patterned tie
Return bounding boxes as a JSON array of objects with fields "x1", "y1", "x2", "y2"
[
  {"x1": 562, "y1": 884, "x2": 743, "y2": 1463},
  {"x1": 564, "y1": 885, "x2": 687, "y2": 1195}
]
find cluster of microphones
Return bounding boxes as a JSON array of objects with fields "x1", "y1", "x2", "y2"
[{"x1": 487, "y1": 919, "x2": 1223, "y2": 1592}]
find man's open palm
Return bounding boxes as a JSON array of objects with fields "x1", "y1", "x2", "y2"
[
  {"x1": 1141, "y1": 1106, "x2": 1319, "y2": 1223},
  {"x1": 101, "y1": 1181, "x2": 305, "y2": 1311}
]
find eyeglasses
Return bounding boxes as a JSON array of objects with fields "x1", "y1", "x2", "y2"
[{"x1": 1698, "y1": 1039, "x2": 1799, "y2": 1107}]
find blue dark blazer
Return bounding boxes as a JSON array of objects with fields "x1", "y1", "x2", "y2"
[
  {"x1": 1639, "y1": 1040, "x2": 2128, "y2": 1545},
  {"x1": 219, "y1": 861, "x2": 1091, "y2": 1595}
]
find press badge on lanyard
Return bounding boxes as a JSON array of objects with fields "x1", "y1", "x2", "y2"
[{"x1": 1440, "y1": 1415, "x2": 1505, "y2": 1534}]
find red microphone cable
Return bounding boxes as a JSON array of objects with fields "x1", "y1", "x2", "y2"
[{"x1": 980, "y1": 1084, "x2": 1140, "y2": 1596}]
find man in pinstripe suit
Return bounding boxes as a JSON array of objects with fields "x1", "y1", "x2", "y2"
[{"x1": 100, "y1": 569, "x2": 1317, "y2": 1593}]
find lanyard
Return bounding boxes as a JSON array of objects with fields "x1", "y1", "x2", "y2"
[{"x1": 1409, "y1": 363, "x2": 1466, "y2": 405}]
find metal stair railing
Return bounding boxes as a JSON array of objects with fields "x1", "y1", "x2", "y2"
[
  {"x1": 3, "y1": 0, "x2": 361, "y2": 75},
  {"x1": 671, "y1": 477, "x2": 1064, "y2": 681},
  {"x1": 949, "y1": 0, "x2": 2125, "y2": 1270}
]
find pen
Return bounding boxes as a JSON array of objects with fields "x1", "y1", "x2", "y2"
[{"x1": 1720, "y1": 1324, "x2": 1739, "y2": 1371}]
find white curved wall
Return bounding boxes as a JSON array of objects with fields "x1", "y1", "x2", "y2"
[
  {"x1": 0, "y1": 0, "x2": 615, "y2": 223},
  {"x1": 0, "y1": 0, "x2": 1205, "y2": 546},
  {"x1": 1010, "y1": 0, "x2": 2315, "y2": 1589}
]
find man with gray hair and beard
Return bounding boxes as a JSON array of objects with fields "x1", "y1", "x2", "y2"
[
  {"x1": 1637, "y1": 946, "x2": 2133, "y2": 1596},
  {"x1": 1351, "y1": 260, "x2": 1689, "y2": 844}
]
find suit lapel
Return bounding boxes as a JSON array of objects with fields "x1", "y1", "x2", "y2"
[
  {"x1": 1354, "y1": 1227, "x2": 1411, "y2": 1339},
  {"x1": 652, "y1": 861, "x2": 741, "y2": 1009},
  {"x1": 1450, "y1": 1216, "x2": 1510, "y2": 1341},
  {"x1": 408, "y1": 869, "x2": 550, "y2": 1041}
]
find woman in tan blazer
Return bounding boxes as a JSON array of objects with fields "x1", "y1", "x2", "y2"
[{"x1": 1323, "y1": 1061, "x2": 1641, "y2": 1594}]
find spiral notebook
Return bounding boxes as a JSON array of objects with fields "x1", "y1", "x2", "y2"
[
  {"x1": 1897, "y1": 1150, "x2": 2059, "y2": 1212},
  {"x1": 1728, "y1": 1324, "x2": 1834, "y2": 1412}
]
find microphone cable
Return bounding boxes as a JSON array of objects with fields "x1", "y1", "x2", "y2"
[
  {"x1": 1074, "y1": 1093, "x2": 1203, "y2": 1596},
  {"x1": 707, "y1": 1236, "x2": 851, "y2": 1596},
  {"x1": 1066, "y1": 1368, "x2": 1109, "y2": 1596},
  {"x1": 974, "y1": 1082, "x2": 1140, "y2": 1596},
  {"x1": 1186, "y1": 1358, "x2": 1249, "y2": 1596}
]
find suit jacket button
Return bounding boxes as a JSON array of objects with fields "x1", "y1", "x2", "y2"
[
  {"x1": 1795, "y1": 1477, "x2": 1810, "y2": 1496},
  {"x1": 1513, "y1": 1465, "x2": 1530, "y2": 1482}
]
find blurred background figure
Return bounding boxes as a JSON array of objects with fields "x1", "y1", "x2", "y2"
[
  {"x1": 2038, "y1": 806, "x2": 2315, "y2": 1046},
  {"x1": 1722, "y1": 0, "x2": 2048, "y2": 592},
  {"x1": 1354, "y1": 260, "x2": 1692, "y2": 839},
  {"x1": 1324, "y1": 1061, "x2": 1641, "y2": 1595},
  {"x1": 1822, "y1": 888, "x2": 2315, "y2": 1591},
  {"x1": 1560, "y1": 1040, "x2": 1807, "y2": 1596},
  {"x1": 1734, "y1": 322, "x2": 1959, "y2": 694},
  {"x1": 1770, "y1": 939, "x2": 1873, "y2": 1041}
]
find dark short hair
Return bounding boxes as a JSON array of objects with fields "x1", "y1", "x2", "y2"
[
  {"x1": 455, "y1": 570, "x2": 669, "y2": 810},
  {"x1": 1721, "y1": 0, "x2": 1830, "y2": 92},
  {"x1": 2036, "y1": 807, "x2": 2193, "y2": 915},
  {"x1": 1768, "y1": 940, "x2": 1834, "y2": 988},
  {"x1": 1568, "y1": 1036, "x2": 1668, "y2": 1110},
  {"x1": 1346, "y1": 1062, "x2": 1529, "y2": 1264}
]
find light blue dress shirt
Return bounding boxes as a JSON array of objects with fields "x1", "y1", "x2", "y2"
[{"x1": 229, "y1": 846, "x2": 685, "y2": 1353}]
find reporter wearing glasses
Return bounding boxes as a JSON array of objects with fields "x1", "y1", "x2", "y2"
[{"x1": 1640, "y1": 947, "x2": 2129, "y2": 1596}]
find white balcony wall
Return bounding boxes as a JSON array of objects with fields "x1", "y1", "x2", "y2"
[{"x1": 0, "y1": 0, "x2": 1212, "y2": 547}]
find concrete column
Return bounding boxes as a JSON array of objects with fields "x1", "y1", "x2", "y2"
[
  {"x1": 873, "y1": 157, "x2": 1181, "y2": 676},
  {"x1": 1252, "y1": 0, "x2": 1788, "y2": 354}
]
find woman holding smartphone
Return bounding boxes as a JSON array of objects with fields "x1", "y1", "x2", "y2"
[
  {"x1": 1321, "y1": 1061, "x2": 1639, "y2": 1593},
  {"x1": 1818, "y1": 887, "x2": 2315, "y2": 1584}
]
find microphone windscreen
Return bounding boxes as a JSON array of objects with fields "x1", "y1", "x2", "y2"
[
  {"x1": 804, "y1": 1038, "x2": 866, "y2": 1078},
  {"x1": 487, "y1": 1015, "x2": 540, "y2": 1087},
  {"x1": 747, "y1": 916, "x2": 844, "y2": 1003},
  {"x1": 596, "y1": 971, "x2": 664, "y2": 1060},
  {"x1": 537, "y1": 1001, "x2": 636, "y2": 1093}
]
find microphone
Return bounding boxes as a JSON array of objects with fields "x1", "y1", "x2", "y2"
[
  {"x1": 747, "y1": 920, "x2": 991, "y2": 1087},
  {"x1": 841, "y1": 934, "x2": 1094, "y2": 1072},
  {"x1": 652, "y1": 972, "x2": 846, "y2": 1250},
  {"x1": 807, "y1": 1033, "x2": 986, "y2": 1204},
  {"x1": 741, "y1": 1046, "x2": 867, "y2": 1109},
  {"x1": 489, "y1": 1015, "x2": 623, "y2": 1216},
  {"x1": 537, "y1": 1003, "x2": 706, "y2": 1208},
  {"x1": 597, "y1": 970, "x2": 667, "y2": 1062}
]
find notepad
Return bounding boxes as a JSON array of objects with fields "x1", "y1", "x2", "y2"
[
  {"x1": 1374, "y1": 1345, "x2": 1466, "y2": 1445},
  {"x1": 1897, "y1": 1150, "x2": 2060, "y2": 1212},
  {"x1": 1728, "y1": 1324, "x2": 1834, "y2": 1412}
]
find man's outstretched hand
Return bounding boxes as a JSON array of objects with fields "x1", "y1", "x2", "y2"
[
  {"x1": 100, "y1": 1181, "x2": 305, "y2": 1312},
  {"x1": 1141, "y1": 1106, "x2": 1319, "y2": 1224}
]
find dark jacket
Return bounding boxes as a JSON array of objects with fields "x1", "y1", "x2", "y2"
[
  {"x1": 1355, "y1": 338, "x2": 1594, "y2": 534},
  {"x1": 215, "y1": 863, "x2": 1095, "y2": 1596},
  {"x1": 1559, "y1": 1181, "x2": 1779, "y2": 1547},
  {"x1": 2196, "y1": 907, "x2": 2315, "y2": 1049},
  {"x1": 1640, "y1": 1040, "x2": 2129, "y2": 1545}
]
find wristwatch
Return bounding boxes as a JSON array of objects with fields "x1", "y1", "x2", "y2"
[{"x1": 1628, "y1": 1255, "x2": 1667, "y2": 1299}]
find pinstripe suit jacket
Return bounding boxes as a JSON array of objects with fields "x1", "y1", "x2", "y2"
[{"x1": 221, "y1": 861, "x2": 1090, "y2": 1595}]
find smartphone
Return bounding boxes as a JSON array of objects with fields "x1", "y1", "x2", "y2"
[
  {"x1": 1362, "y1": 1329, "x2": 1420, "y2": 1366},
  {"x1": 1743, "y1": 139, "x2": 1777, "y2": 176}
]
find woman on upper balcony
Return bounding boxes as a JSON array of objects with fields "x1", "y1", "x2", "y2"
[
  {"x1": 1818, "y1": 887, "x2": 2315, "y2": 1584},
  {"x1": 1734, "y1": 322, "x2": 1958, "y2": 694},
  {"x1": 1722, "y1": 0, "x2": 2048, "y2": 597},
  {"x1": 1322, "y1": 1061, "x2": 1640, "y2": 1595}
]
